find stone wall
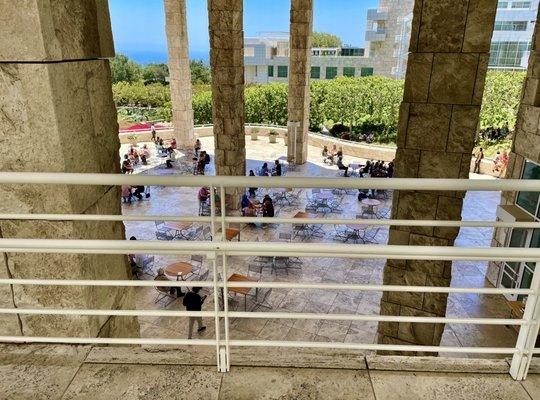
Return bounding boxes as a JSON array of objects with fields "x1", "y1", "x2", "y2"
[
  {"x1": 0, "y1": 0, "x2": 138, "y2": 338},
  {"x1": 164, "y1": 0, "x2": 195, "y2": 149},
  {"x1": 377, "y1": 0, "x2": 498, "y2": 352},
  {"x1": 287, "y1": 0, "x2": 313, "y2": 164}
]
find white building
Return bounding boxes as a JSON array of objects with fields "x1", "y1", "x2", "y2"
[{"x1": 244, "y1": 32, "x2": 374, "y2": 84}]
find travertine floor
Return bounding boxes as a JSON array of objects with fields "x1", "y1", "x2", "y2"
[
  {"x1": 121, "y1": 136, "x2": 517, "y2": 357},
  {"x1": 0, "y1": 343, "x2": 538, "y2": 400}
]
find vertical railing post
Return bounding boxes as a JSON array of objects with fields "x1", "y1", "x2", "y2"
[
  {"x1": 219, "y1": 185, "x2": 231, "y2": 371},
  {"x1": 510, "y1": 261, "x2": 540, "y2": 380},
  {"x1": 208, "y1": 251, "x2": 221, "y2": 372}
]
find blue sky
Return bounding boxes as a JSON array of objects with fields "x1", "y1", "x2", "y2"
[{"x1": 109, "y1": 0, "x2": 378, "y2": 64}]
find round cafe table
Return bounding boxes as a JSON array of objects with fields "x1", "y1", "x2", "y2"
[
  {"x1": 317, "y1": 192, "x2": 334, "y2": 200},
  {"x1": 361, "y1": 198, "x2": 381, "y2": 218},
  {"x1": 164, "y1": 262, "x2": 193, "y2": 296}
]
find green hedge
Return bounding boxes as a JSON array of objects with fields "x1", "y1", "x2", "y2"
[{"x1": 113, "y1": 71, "x2": 525, "y2": 142}]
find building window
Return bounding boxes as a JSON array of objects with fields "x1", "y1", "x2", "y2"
[
  {"x1": 494, "y1": 21, "x2": 528, "y2": 31},
  {"x1": 343, "y1": 67, "x2": 355, "y2": 77},
  {"x1": 512, "y1": 1, "x2": 531, "y2": 8},
  {"x1": 516, "y1": 160, "x2": 540, "y2": 217},
  {"x1": 325, "y1": 67, "x2": 338, "y2": 79},
  {"x1": 340, "y1": 48, "x2": 364, "y2": 57},
  {"x1": 489, "y1": 41, "x2": 531, "y2": 68},
  {"x1": 268, "y1": 65, "x2": 274, "y2": 77},
  {"x1": 311, "y1": 66, "x2": 320, "y2": 79},
  {"x1": 361, "y1": 67, "x2": 374, "y2": 77},
  {"x1": 497, "y1": 1, "x2": 509, "y2": 8},
  {"x1": 277, "y1": 65, "x2": 288, "y2": 78}
]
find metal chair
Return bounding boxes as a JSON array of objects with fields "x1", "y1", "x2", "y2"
[
  {"x1": 190, "y1": 255, "x2": 204, "y2": 273},
  {"x1": 361, "y1": 227, "x2": 380, "y2": 244},
  {"x1": 202, "y1": 226, "x2": 212, "y2": 241}
]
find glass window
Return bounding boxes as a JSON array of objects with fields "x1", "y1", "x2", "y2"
[
  {"x1": 494, "y1": 21, "x2": 528, "y2": 31},
  {"x1": 325, "y1": 67, "x2": 338, "y2": 79},
  {"x1": 512, "y1": 1, "x2": 531, "y2": 8},
  {"x1": 489, "y1": 41, "x2": 532, "y2": 68},
  {"x1": 277, "y1": 65, "x2": 288, "y2": 78},
  {"x1": 311, "y1": 66, "x2": 320, "y2": 79},
  {"x1": 361, "y1": 67, "x2": 374, "y2": 77},
  {"x1": 343, "y1": 67, "x2": 355, "y2": 77},
  {"x1": 516, "y1": 160, "x2": 540, "y2": 216},
  {"x1": 268, "y1": 65, "x2": 274, "y2": 77},
  {"x1": 498, "y1": 1, "x2": 508, "y2": 7}
]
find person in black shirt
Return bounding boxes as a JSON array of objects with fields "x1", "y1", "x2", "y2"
[
  {"x1": 183, "y1": 287, "x2": 207, "y2": 339},
  {"x1": 262, "y1": 195, "x2": 274, "y2": 218},
  {"x1": 272, "y1": 160, "x2": 282, "y2": 176}
]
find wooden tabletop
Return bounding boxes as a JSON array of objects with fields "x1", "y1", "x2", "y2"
[
  {"x1": 507, "y1": 300, "x2": 524, "y2": 319},
  {"x1": 228, "y1": 273, "x2": 257, "y2": 295},
  {"x1": 294, "y1": 211, "x2": 318, "y2": 219},
  {"x1": 164, "y1": 262, "x2": 193, "y2": 279},
  {"x1": 226, "y1": 228, "x2": 240, "y2": 241},
  {"x1": 361, "y1": 199, "x2": 381, "y2": 206},
  {"x1": 163, "y1": 221, "x2": 193, "y2": 231}
]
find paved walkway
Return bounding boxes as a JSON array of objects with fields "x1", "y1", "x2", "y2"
[{"x1": 120, "y1": 137, "x2": 516, "y2": 357}]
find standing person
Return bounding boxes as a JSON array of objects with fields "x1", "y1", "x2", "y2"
[
  {"x1": 194, "y1": 139, "x2": 201, "y2": 156},
  {"x1": 499, "y1": 151, "x2": 510, "y2": 177},
  {"x1": 473, "y1": 147, "x2": 484, "y2": 174},
  {"x1": 151, "y1": 123, "x2": 156, "y2": 142},
  {"x1": 140, "y1": 144, "x2": 150, "y2": 165},
  {"x1": 183, "y1": 287, "x2": 207, "y2": 339},
  {"x1": 272, "y1": 160, "x2": 282, "y2": 176},
  {"x1": 387, "y1": 160, "x2": 394, "y2": 178}
]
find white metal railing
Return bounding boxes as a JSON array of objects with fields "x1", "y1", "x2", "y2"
[{"x1": 0, "y1": 173, "x2": 539, "y2": 379}]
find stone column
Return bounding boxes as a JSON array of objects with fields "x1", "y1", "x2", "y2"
[
  {"x1": 164, "y1": 0, "x2": 195, "y2": 149},
  {"x1": 0, "y1": 0, "x2": 138, "y2": 338},
  {"x1": 489, "y1": 8, "x2": 540, "y2": 285},
  {"x1": 377, "y1": 0, "x2": 498, "y2": 352},
  {"x1": 208, "y1": 0, "x2": 245, "y2": 208},
  {"x1": 287, "y1": 0, "x2": 313, "y2": 165}
]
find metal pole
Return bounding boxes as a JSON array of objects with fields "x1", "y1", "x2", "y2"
[{"x1": 510, "y1": 261, "x2": 540, "y2": 380}]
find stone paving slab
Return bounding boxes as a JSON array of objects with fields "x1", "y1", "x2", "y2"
[{"x1": 369, "y1": 370, "x2": 533, "y2": 400}]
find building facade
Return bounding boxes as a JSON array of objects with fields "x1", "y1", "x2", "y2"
[{"x1": 244, "y1": 33, "x2": 374, "y2": 84}]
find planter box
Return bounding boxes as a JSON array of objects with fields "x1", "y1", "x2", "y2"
[{"x1": 269, "y1": 135, "x2": 277, "y2": 144}]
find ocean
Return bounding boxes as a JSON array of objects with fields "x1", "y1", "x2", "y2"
[{"x1": 122, "y1": 49, "x2": 210, "y2": 65}]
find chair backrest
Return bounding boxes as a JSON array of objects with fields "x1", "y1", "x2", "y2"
[
  {"x1": 155, "y1": 220, "x2": 165, "y2": 227},
  {"x1": 191, "y1": 255, "x2": 204, "y2": 263},
  {"x1": 199, "y1": 269, "x2": 210, "y2": 281}
]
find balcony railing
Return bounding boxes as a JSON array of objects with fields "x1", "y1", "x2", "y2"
[{"x1": 0, "y1": 173, "x2": 539, "y2": 380}]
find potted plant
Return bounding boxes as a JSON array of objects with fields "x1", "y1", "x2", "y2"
[
  {"x1": 251, "y1": 127, "x2": 259, "y2": 141},
  {"x1": 268, "y1": 130, "x2": 278, "y2": 144}
]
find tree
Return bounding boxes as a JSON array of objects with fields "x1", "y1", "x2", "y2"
[
  {"x1": 190, "y1": 60, "x2": 211, "y2": 84},
  {"x1": 110, "y1": 54, "x2": 142, "y2": 84},
  {"x1": 312, "y1": 32, "x2": 342, "y2": 48},
  {"x1": 142, "y1": 63, "x2": 169, "y2": 85}
]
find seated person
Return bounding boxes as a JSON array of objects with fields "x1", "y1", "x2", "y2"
[
  {"x1": 154, "y1": 268, "x2": 177, "y2": 296},
  {"x1": 198, "y1": 186, "x2": 210, "y2": 203},
  {"x1": 272, "y1": 160, "x2": 282, "y2": 176},
  {"x1": 241, "y1": 194, "x2": 256, "y2": 217},
  {"x1": 262, "y1": 195, "x2": 275, "y2": 218},
  {"x1": 121, "y1": 185, "x2": 132, "y2": 203},
  {"x1": 336, "y1": 156, "x2": 349, "y2": 177},
  {"x1": 166, "y1": 148, "x2": 176, "y2": 168},
  {"x1": 140, "y1": 144, "x2": 150, "y2": 165},
  {"x1": 169, "y1": 138, "x2": 177, "y2": 150},
  {"x1": 386, "y1": 161, "x2": 394, "y2": 178},
  {"x1": 133, "y1": 185, "x2": 145, "y2": 200},
  {"x1": 248, "y1": 170, "x2": 257, "y2": 196},
  {"x1": 322, "y1": 145, "x2": 329, "y2": 159},
  {"x1": 336, "y1": 147, "x2": 343, "y2": 158},
  {"x1": 121, "y1": 154, "x2": 133, "y2": 174},
  {"x1": 259, "y1": 162, "x2": 270, "y2": 176}
]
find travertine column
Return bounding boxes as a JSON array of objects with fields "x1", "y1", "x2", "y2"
[
  {"x1": 0, "y1": 0, "x2": 138, "y2": 338},
  {"x1": 489, "y1": 8, "x2": 540, "y2": 285},
  {"x1": 377, "y1": 0, "x2": 498, "y2": 352},
  {"x1": 208, "y1": 0, "x2": 245, "y2": 207},
  {"x1": 164, "y1": 0, "x2": 195, "y2": 149},
  {"x1": 287, "y1": 0, "x2": 313, "y2": 165}
]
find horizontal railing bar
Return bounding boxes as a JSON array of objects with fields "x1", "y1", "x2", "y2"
[
  {"x1": 0, "y1": 214, "x2": 213, "y2": 223},
  {"x1": 0, "y1": 336, "x2": 520, "y2": 354},
  {"x1": 1, "y1": 239, "x2": 540, "y2": 262},
  {"x1": 0, "y1": 308, "x2": 524, "y2": 325},
  {"x1": 4, "y1": 213, "x2": 539, "y2": 229},
  {"x1": 0, "y1": 172, "x2": 539, "y2": 191},
  {"x1": 226, "y1": 340, "x2": 519, "y2": 354},
  {"x1": 0, "y1": 279, "x2": 533, "y2": 295}
]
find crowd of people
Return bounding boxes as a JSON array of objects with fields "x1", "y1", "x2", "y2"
[
  {"x1": 478, "y1": 124, "x2": 510, "y2": 142},
  {"x1": 322, "y1": 145, "x2": 394, "y2": 178}
]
